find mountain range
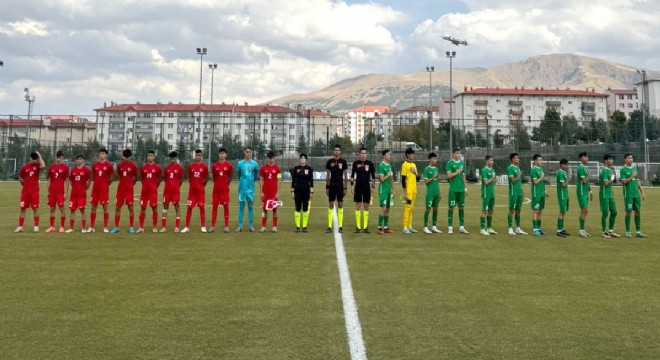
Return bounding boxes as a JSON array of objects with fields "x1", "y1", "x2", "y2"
[{"x1": 269, "y1": 54, "x2": 658, "y2": 113}]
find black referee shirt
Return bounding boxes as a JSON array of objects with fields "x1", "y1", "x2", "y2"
[
  {"x1": 351, "y1": 160, "x2": 376, "y2": 186},
  {"x1": 325, "y1": 158, "x2": 348, "y2": 184},
  {"x1": 291, "y1": 165, "x2": 314, "y2": 191}
]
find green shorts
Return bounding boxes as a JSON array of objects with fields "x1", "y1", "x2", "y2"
[
  {"x1": 624, "y1": 197, "x2": 641, "y2": 212},
  {"x1": 482, "y1": 197, "x2": 495, "y2": 212},
  {"x1": 447, "y1": 191, "x2": 465, "y2": 208},
  {"x1": 531, "y1": 196, "x2": 545, "y2": 211},
  {"x1": 509, "y1": 194, "x2": 523, "y2": 210},
  {"x1": 379, "y1": 191, "x2": 392, "y2": 208},
  {"x1": 599, "y1": 197, "x2": 616, "y2": 213},
  {"x1": 558, "y1": 198, "x2": 569, "y2": 214},
  {"x1": 425, "y1": 193, "x2": 440, "y2": 209},
  {"x1": 578, "y1": 195, "x2": 589, "y2": 209}
]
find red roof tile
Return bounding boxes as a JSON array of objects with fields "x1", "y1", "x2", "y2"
[{"x1": 461, "y1": 88, "x2": 607, "y2": 97}]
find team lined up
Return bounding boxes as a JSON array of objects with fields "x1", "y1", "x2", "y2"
[{"x1": 14, "y1": 146, "x2": 647, "y2": 237}]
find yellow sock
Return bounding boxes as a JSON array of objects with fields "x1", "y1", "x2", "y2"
[
  {"x1": 363, "y1": 211, "x2": 369, "y2": 229},
  {"x1": 328, "y1": 209, "x2": 333, "y2": 228},
  {"x1": 355, "y1": 211, "x2": 361, "y2": 229},
  {"x1": 294, "y1": 212, "x2": 301, "y2": 228},
  {"x1": 302, "y1": 211, "x2": 309, "y2": 228},
  {"x1": 338, "y1": 208, "x2": 344, "y2": 228}
]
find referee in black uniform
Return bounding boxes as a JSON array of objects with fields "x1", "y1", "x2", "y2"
[
  {"x1": 291, "y1": 153, "x2": 313, "y2": 233},
  {"x1": 351, "y1": 147, "x2": 376, "y2": 233},
  {"x1": 325, "y1": 144, "x2": 348, "y2": 233}
]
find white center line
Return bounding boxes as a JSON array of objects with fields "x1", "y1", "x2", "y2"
[{"x1": 333, "y1": 208, "x2": 367, "y2": 360}]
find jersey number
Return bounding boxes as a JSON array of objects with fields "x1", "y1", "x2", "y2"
[
  {"x1": 146, "y1": 173, "x2": 152, "y2": 179},
  {"x1": 75, "y1": 175, "x2": 81, "y2": 181},
  {"x1": 194, "y1": 172, "x2": 201, "y2": 178}
]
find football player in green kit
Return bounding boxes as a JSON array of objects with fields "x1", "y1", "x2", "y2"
[
  {"x1": 576, "y1": 152, "x2": 593, "y2": 238},
  {"x1": 423, "y1": 153, "x2": 443, "y2": 234},
  {"x1": 377, "y1": 149, "x2": 395, "y2": 234},
  {"x1": 480, "y1": 155, "x2": 497, "y2": 236},
  {"x1": 507, "y1": 153, "x2": 527, "y2": 236},
  {"x1": 620, "y1": 153, "x2": 647, "y2": 238},
  {"x1": 530, "y1": 154, "x2": 549, "y2": 236},
  {"x1": 599, "y1": 154, "x2": 620, "y2": 238},
  {"x1": 556, "y1": 159, "x2": 570, "y2": 237},
  {"x1": 446, "y1": 148, "x2": 468, "y2": 234}
]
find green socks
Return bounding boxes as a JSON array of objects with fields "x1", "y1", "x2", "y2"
[
  {"x1": 458, "y1": 209, "x2": 465, "y2": 226},
  {"x1": 424, "y1": 211, "x2": 429, "y2": 227}
]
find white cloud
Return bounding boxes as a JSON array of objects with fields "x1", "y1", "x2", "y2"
[{"x1": 0, "y1": 19, "x2": 50, "y2": 36}]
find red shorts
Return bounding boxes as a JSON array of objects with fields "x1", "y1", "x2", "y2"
[
  {"x1": 90, "y1": 189, "x2": 110, "y2": 206},
  {"x1": 69, "y1": 195, "x2": 87, "y2": 211},
  {"x1": 20, "y1": 191, "x2": 40, "y2": 209},
  {"x1": 262, "y1": 193, "x2": 278, "y2": 208},
  {"x1": 163, "y1": 191, "x2": 180, "y2": 205},
  {"x1": 186, "y1": 191, "x2": 206, "y2": 208},
  {"x1": 116, "y1": 189, "x2": 134, "y2": 207},
  {"x1": 47, "y1": 193, "x2": 65, "y2": 208},
  {"x1": 212, "y1": 190, "x2": 230, "y2": 206},
  {"x1": 140, "y1": 192, "x2": 158, "y2": 208}
]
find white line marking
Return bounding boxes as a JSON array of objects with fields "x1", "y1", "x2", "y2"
[{"x1": 333, "y1": 208, "x2": 368, "y2": 360}]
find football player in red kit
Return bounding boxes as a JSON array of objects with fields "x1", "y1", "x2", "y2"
[
  {"x1": 182, "y1": 149, "x2": 209, "y2": 233},
  {"x1": 210, "y1": 147, "x2": 233, "y2": 233},
  {"x1": 137, "y1": 150, "x2": 162, "y2": 233},
  {"x1": 259, "y1": 151, "x2": 282, "y2": 232},
  {"x1": 46, "y1": 150, "x2": 69, "y2": 233},
  {"x1": 111, "y1": 149, "x2": 138, "y2": 234},
  {"x1": 161, "y1": 151, "x2": 184, "y2": 232},
  {"x1": 15, "y1": 151, "x2": 46, "y2": 233},
  {"x1": 88, "y1": 148, "x2": 114, "y2": 233},
  {"x1": 65, "y1": 154, "x2": 91, "y2": 233}
]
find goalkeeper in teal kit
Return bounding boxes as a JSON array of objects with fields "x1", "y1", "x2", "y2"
[{"x1": 236, "y1": 147, "x2": 260, "y2": 232}]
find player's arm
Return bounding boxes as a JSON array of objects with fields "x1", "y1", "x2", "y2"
[
  {"x1": 423, "y1": 168, "x2": 433, "y2": 185},
  {"x1": 401, "y1": 164, "x2": 407, "y2": 194},
  {"x1": 446, "y1": 164, "x2": 461, "y2": 179},
  {"x1": 86, "y1": 169, "x2": 91, "y2": 189},
  {"x1": 532, "y1": 172, "x2": 542, "y2": 185},
  {"x1": 350, "y1": 161, "x2": 357, "y2": 191},
  {"x1": 309, "y1": 167, "x2": 314, "y2": 196},
  {"x1": 276, "y1": 169, "x2": 282, "y2": 197},
  {"x1": 637, "y1": 176, "x2": 646, "y2": 199},
  {"x1": 203, "y1": 168, "x2": 209, "y2": 187},
  {"x1": 228, "y1": 166, "x2": 233, "y2": 186},
  {"x1": 342, "y1": 164, "x2": 348, "y2": 193},
  {"x1": 36, "y1": 151, "x2": 45, "y2": 169},
  {"x1": 133, "y1": 164, "x2": 138, "y2": 185}
]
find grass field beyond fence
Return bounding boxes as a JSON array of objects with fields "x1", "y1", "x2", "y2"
[{"x1": 1, "y1": 181, "x2": 660, "y2": 359}]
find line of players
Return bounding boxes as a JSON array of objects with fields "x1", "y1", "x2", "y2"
[
  {"x1": 14, "y1": 146, "x2": 284, "y2": 234},
  {"x1": 14, "y1": 145, "x2": 647, "y2": 238}
]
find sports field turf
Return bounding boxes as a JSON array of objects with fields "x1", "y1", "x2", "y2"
[{"x1": 2, "y1": 181, "x2": 660, "y2": 359}]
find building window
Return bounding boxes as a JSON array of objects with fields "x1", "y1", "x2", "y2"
[
  {"x1": 628, "y1": 103, "x2": 634, "y2": 108},
  {"x1": 525, "y1": 106, "x2": 531, "y2": 110},
  {"x1": 568, "y1": 101, "x2": 572, "y2": 104},
  {"x1": 157, "y1": 113, "x2": 162, "y2": 117},
  {"x1": 619, "y1": 95, "x2": 625, "y2": 100},
  {"x1": 169, "y1": 113, "x2": 174, "y2": 118},
  {"x1": 168, "y1": 124, "x2": 174, "y2": 129},
  {"x1": 627, "y1": 95, "x2": 633, "y2": 100},
  {"x1": 620, "y1": 103, "x2": 625, "y2": 108},
  {"x1": 168, "y1": 134, "x2": 173, "y2": 140}
]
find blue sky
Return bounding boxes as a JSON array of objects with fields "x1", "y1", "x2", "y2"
[{"x1": 1, "y1": 0, "x2": 659, "y2": 114}]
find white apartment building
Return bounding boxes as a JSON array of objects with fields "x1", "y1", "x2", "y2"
[
  {"x1": 636, "y1": 78, "x2": 660, "y2": 118},
  {"x1": 344, "y1": 106, "x2": 390, "y2": 144},
  {"x1": 603, "y1": 88, "x2": 638, "y2": 118},
  {"x1": 0, "y1": 116, "x2": 97, "y2": 150},
  {"x1": 94, "y1": 103, "x2": 336, "y2": 157},
  {"x1": 453, "y1": 87, "x2": 608, "y2": 139}
]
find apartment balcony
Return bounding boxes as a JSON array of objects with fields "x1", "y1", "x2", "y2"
[
  {"x1": 509, "y1": 109, "x2": 524, "y2": 116},
  {"x1": 509, "y1": 100, "x2": 523, "y2": 106},
  {"x1": 475, "y1": 109, "x2": 489, "y2": 115},
  {"x1": 546, "y1": 101, "x2": 561, "y2": 107},
  {"x1": 177, "y1": 117, "x2": 196, "y2": 124},
  {"x1": 109, "y1": 117, "x2": 125, "y2": 123},
  {"x1": 475, "y1": 119, "x2": 488, "y2": 126},
  {"x1": 474, "y1": 99, "x2": 488, "y2": 105}
]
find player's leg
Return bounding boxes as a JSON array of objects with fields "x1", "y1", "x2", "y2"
[
  {"x1": 600, "y1": 198, "x2": 609, "y2": 237},
  {"x1": 336, "y1": 185, "x2": 345, "y2": 230},
  {"x1": 608, "y1": 199, "x2": 619, "y2": 237},
  {"x1": 138, "y1": 199, "x2": 147, "y2": 232},
  {"x1": 198, "y1": 200, "x2": 207, "y2": 231},
  {"x1": 79, "y1": 205, "x2": 87, "y2": 232},
  {"x1": 272, "y1": 207, "x2": 278, "y2": 232},
  {"x1": 362, "y1": 188, "x2": 371, "y2": 232},
  {"x1": 126, "y1": 194, "x2": 135, "y2": 231},
  {"x1": 238, "y1": 192, "x2": 246, "y2": 231},
  {"x1": 211, "y1": 196, "x2": 219, "y2": 230},
  {"x1": 47, "y1": 202, "x2": 56, "y2": 231},
  {"x1": 354, "y1": 200, "x2": 363, "y2": 232},
  {"x1": 184, "y1": 198, "x2": 194, "y2": 230},
  {"x1": 102, "y1": 202, "x2": 110, "y2": 231},
  {"x1": 457, "y1": 192, "x2": 466, "y2": 231},
  {"x1": 173, "y1": 203, "x2": 181, "y2": 231},
  {"x1": 294, "y1": 193, "x2": 303, "y2": 231},
  {"x1": 17, "y1": 199, "x2": 28, "y2": 231},
  {"x1": 90, "y1": 199, "x2": 98, "y2": 230},
  {"x1": 301, "y1": 191, "x2": 310, "y2": 231},
  {"x1": 432, "y1": 195, "x2": 441, "y2": 233},
  {"x1": 480, "y1": 196, "x2": 488, "y2": 234},
  {"x1": 31, "y1": 202, "x2": 40, "y2": 231},
  {"x1": 222, "y1": 194, "x2": 230, "y2": 231},
  {"x1": 261, "y1": 199, "x2": 269, "y2": 231},
  {"x1": 487, "y1": 201, "x2": 495, "y2": 234},
  {"x1": 634, "y1": 198, "x2": 644, "y2": 237},
  {"x1": 578, "y1": 196, "x2": 588, "y2": 235},
  {"x1": 447, "y1": 191, "x2": 455, "y2": 232}
]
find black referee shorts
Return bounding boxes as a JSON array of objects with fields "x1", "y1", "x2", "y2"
[
  {"x1": 353, "y1": 185, "x2": 371, "y2": 203},
  {"x1": 328, "y1": 183, "x2": 344, "y2": 202}
]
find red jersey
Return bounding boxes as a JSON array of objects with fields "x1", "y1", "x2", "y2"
[
  {"x1": 164, "y1": 163, "x2": 184, "y2": 192},
  {"x1": 212, "y1": 161, "x2": 233, "y2": 192},
  {"x1": 92, "y1": 161, "x2": 114, "y2": 191},
  {"x1": 188, "y1": 162, "x2": 209, "y2": 193},
  {"x1": 47, "y1": 163, "x2": 69, "y2": 195},
  {"x1": 20, "y1": 162, "x2": 41, "y2": 193},
  {"x1": 116, "y1": 160, "x2": 138, "y2": 192},
  {"x1": 260, "y1": 164, "x2": 281, "y2": 195},
  {"x1": 69, "y1": 166, "x2": 91, "y2": 197},
  {"x1": 140, "y1": 163, "x2": 162, "y2": 193}
]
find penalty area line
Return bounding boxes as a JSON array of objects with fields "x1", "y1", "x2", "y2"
[{"x1": 333, "y1": 208, "x2": 367, "y2": 360}]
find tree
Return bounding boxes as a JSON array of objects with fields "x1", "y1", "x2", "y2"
[
  {"x1": 538, "y1": 107, "x2": 562, "y2": 145},
  {"x1": 311, "y1": 139, "x2": 326, "y2": 157},
  {"x1": 609, "y1": 110, "x2": 629, "y2": 144},
  {"x1": 296, "y1": 134, "x2": 308, "y2": 155},
  {"x1": 512, "y1": 122, "x2": 531, "y2": 151},
  {"x1": 220, "y1": 132, "x2": 243, "y2": 160},
  {"x1": 492, "y1": 129, "x2": 504, "y2": 148},
  {"x1": 176, "y1": 140, "x2": 191, "y2": 164},
  {"x1": 329, "y1": 135, "x2": 355, "y2": 155},
  {"x1": 559, "y1": 115, "x2": 580, "y2": 145},
  {"x1": 364, "y1": 131, "x2": 378, "y2": 152}
]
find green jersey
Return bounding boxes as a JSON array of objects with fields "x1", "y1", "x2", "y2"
[
  {"x1": 530, "y1": 166, "x2": 545, "y2": 198},
  {"x1": 599, "y1": 167, "x2": 613, "y2": 199},
  {"x1": 481, "y1": 166, "x2": 495, "y2": 199},
  {"x1": 556, "y1": 168, "x2": 568, "y2": 201},
  {"x1": 446, "y1": 160, "x2": 465, "y2": 193},
  {"x1": 620, "y1": 165, "x2": 640, "y2": 199},
  {"x1": 577, "y1": 164, "x2": 590, "y2": 198},
  {"x1": 378, "y1": 162, "x2": 392, "y2": 193},
  {"x1": 423, "y1": 166, "x2": 440, "y2": 196},
  {"x1": 507, "y1": 164, "x2": 523, "y2": 196}
]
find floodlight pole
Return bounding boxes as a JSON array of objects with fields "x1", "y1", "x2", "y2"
[{"x1": 426, "y1": 66, "x2": 435, "y2": 151}]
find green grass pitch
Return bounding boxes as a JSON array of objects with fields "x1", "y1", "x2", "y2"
[{"x1": 2, "y1": 181, "x2": 660, "y2": 359}]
